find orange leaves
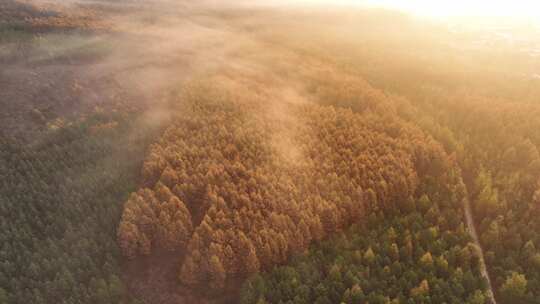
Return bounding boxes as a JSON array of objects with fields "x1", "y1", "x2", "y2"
[
  {"x1": 533, "y1": 182, "x2": 540, "y2": 206},
  {"x1": 160, "y1": 166, "x2": 179, "y2": 188},
  {"x1": 117, "y1": 221, "x2": 140, "y2": 260},
  {"x1": 117, "y1": 187, "x2": 193, "y2": 258},
  {"x1": 208, "y1": 255, "x2": 227, "y2": 290},
  {"x1": 179, "y1": 256, "x2": 200, "y2": 286},
  {"x1": 117, "y1": 77, "x2": 455, "y2": 290}
]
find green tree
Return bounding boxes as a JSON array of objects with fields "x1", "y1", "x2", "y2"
[
  {"x1": 467, "y1": 290, "x2": 485, "y2": 304},
  {"x1": 364, "y1": 247, "x2": 376, "y2": 265},
  {"x1": 0, "y1": 288, "x2": 9, "y2": 304},
  {"x1": 420, "y1": 252, "x2": 434, "y2": 270},
  {"x1": 108, "y1": 275, "x2": 125, "y2": 303},
  {"x1": 500, "y1": 272, "x2": 528, "y2": 303}
]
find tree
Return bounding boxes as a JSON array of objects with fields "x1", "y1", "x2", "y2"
[
  {"x1": 534, "y1": 186, "x2": 540, "y2": 205},
  {"x1": 417, "y1": 194, "x2": 432, "y2": 212},
  {"x1": 364, "y1": 247, "x2": 376, "y2": 265},
  {"x1": 420, "y1": 252, "x2": 434, "y2": 270},
  {"x1": 160, "y1": 166, "x2": 179, "y2": 188},
  {"x1": 531, "y1": 253, "x2": 540, "y2": 270},
  {"x1": 435, "y1": 256, "x2": 449, "y2": 277},
  {"x1": 139, "y1": 233, "x2": 151, "y2": 256},
  {"x1": 0, "y1": 288, "x2": 9, "y2": 304},
  {"x1": 108, "y1": 275, "x2": 125, "y2": 303},
  {"x1": 179, "y1": 256, "x2": 200, "y2": 286},
  {"x1": 389, "y1": 243, "x2": 400, "y2": 261},
  {"x1": 92, "y1": 278, "x2": 110, "y2": 303},
  {"x1": 474, "y1": 170, "x2": 499, "y2": 218},
  {"x1": 467, "y1": 290, "x2": 485, "y2": 304},
  {"x1": 500, "y1": 272, "x2": 528, "y2": 303},
  {"x1": 523, "y1": 240, "x2": 536, "y2": 259},
  {"x1": 410, "y1": 280, "x2": 429, "y2": 297},
  {"x1": 117, "y1": 217, "x2": 141, "y2": 258},
  {"x1": 458, "y1": 245, "x2": 472, "y2": 269},
  {"x1": 240, "y1": 274, "x2": 267, "y2": 304},
  {"x1": 321, "y1": 206, "x2": 339, "y2": 234},
  {"x1": 209, "y1": 255, "x2": 227, "y2": 290}
]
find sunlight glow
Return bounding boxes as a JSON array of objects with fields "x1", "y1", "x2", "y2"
[
  {"x1": 355, "y1": 0, "x2": 540, "y2": 18},
  {"x1": 257, "y1": 0, "x2": 540, "y2": 20}
]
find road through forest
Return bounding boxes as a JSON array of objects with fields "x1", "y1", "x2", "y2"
[{"x1": 463, "y1": 197, "x2": 497, "y2": 304}]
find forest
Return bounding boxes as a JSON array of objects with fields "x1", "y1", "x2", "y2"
[
  {"x1": 0, "y1": 109, "x2": 160, "y2": 303},
  {"x1": 2, "y1": 0, "x2": 540, "y2": 304}
]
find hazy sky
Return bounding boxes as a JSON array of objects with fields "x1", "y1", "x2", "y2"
[
  {"x1": 291, "y1": 0, "x2": 540, "y2": 19},
  {"x1": 361, "y1": 0, "x2": 540, "y2": 17}
]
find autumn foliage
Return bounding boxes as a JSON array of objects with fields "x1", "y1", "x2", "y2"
[{"x1": 117, "y1": 74, "x2": 457, "y2": 290}]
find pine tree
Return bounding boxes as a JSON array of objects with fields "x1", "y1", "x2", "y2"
[{"x1": 209, "y1": 255, "x2": 226, "y2": 290}]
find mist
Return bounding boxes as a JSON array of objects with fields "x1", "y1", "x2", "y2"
[{"x1": 3, "y1": 0, "x2": 537, "y2": 140}]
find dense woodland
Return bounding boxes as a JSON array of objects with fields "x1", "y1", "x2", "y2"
[
  {"x1": 117, "y1": 69, "x2": 490, "y2": 302},
  {"x1": 236, "y1": 71, "x2": 492, "y2": 304},
  {"x1": 251, "y1": 13, "x2": 540, "y2": 302},
  {"x1": 317, "y1": 35, "x2": 540, "y2": 303},
  {"x1": 241, "y1": 212, "x2": 486, "y2": 304},
  {"x1": 3, "y1": 2, "x2": 540, "y2": 304},
  {"x1": 416, "y1": 92, "x2": 540, "y2": 303},
  {"x1": 0, "y1": 111, "x2": 160, "y2": 304}
]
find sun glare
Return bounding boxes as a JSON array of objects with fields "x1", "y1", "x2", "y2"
[
  {"x1": 296, "y1": 0, "x2": 540, "y2": 20},
  {"x1": 332, "y1": 0, "x2": 540, "y2": 19}
]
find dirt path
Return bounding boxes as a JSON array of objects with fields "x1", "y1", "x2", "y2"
[{"x1": 463, "y1": 197, "x2": 497, "y2": 304}]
